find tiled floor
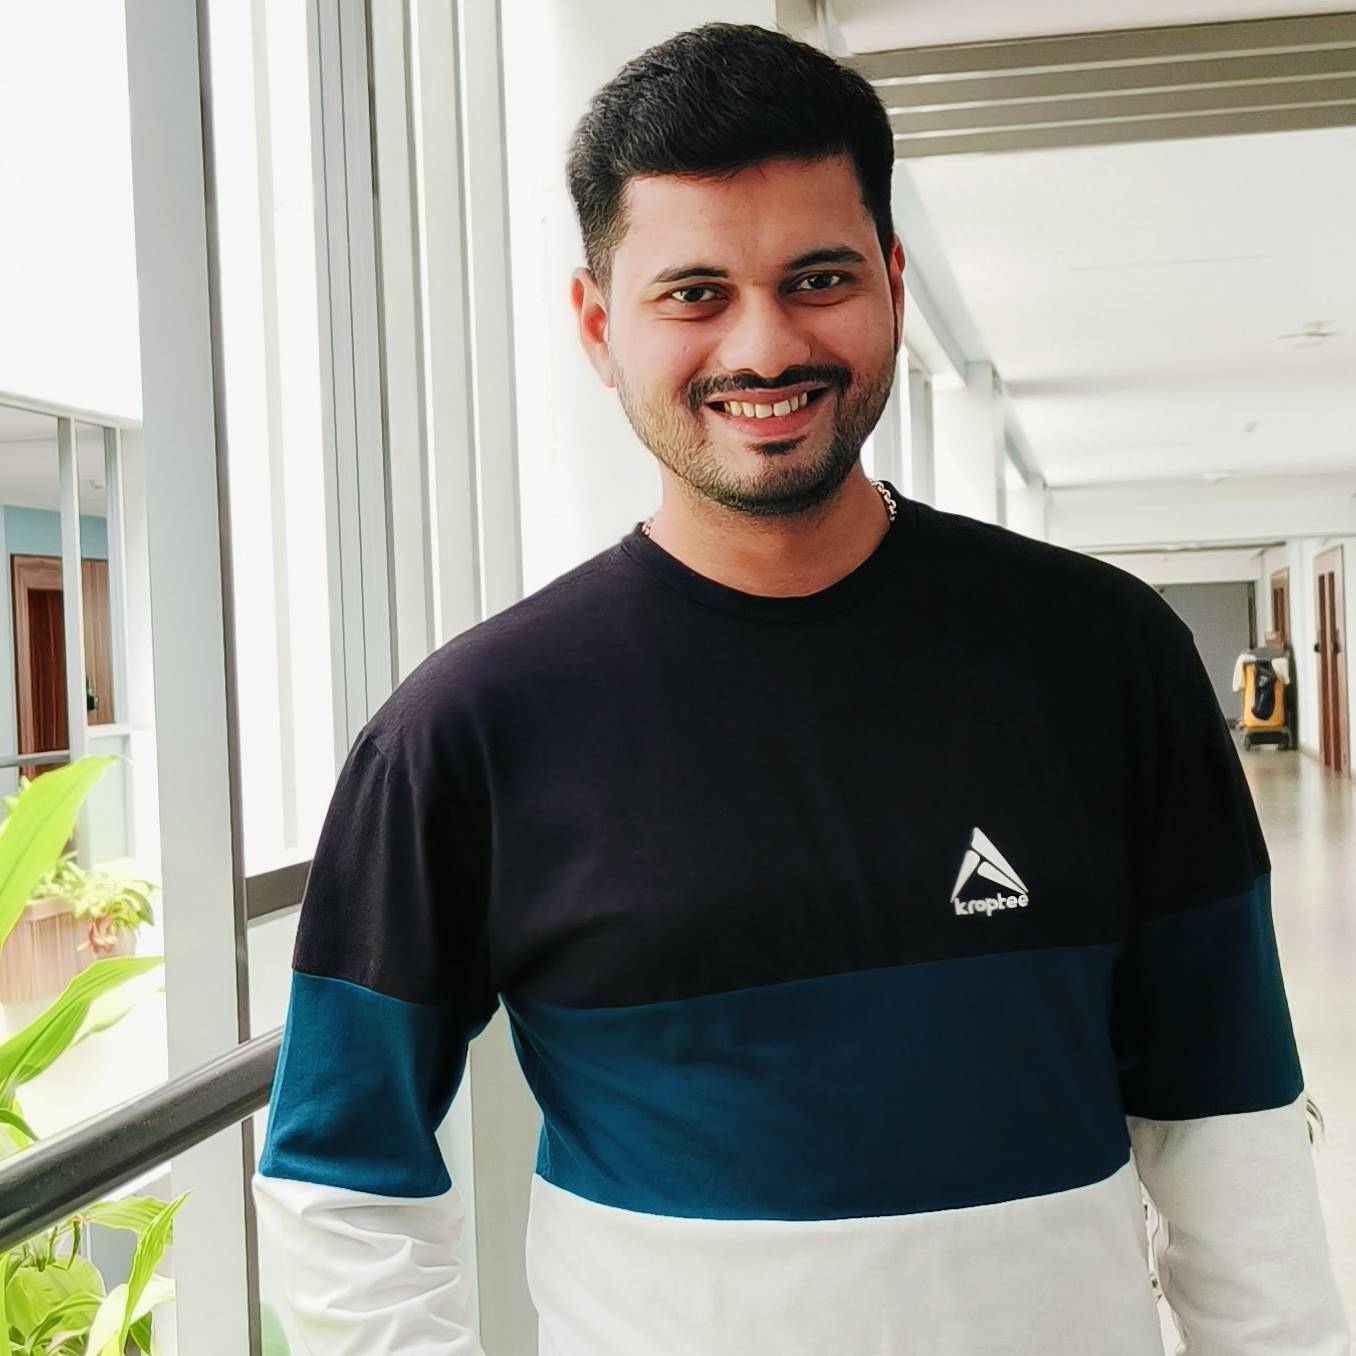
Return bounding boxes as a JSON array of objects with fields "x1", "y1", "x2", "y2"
[
  {"x1": 1155, "y1": 745, "x2": 1356, "y2": 1352},
  {"x1": 1238, "y1": 747, "x2": 1355, "y2": 1325}
]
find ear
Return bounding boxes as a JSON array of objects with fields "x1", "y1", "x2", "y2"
[
  {"x1": 888, "y1": 235, "x2": 906, "y2": 347},
  {"x1": 571, "y1": 267, "x2": 615, "y2": 388}
]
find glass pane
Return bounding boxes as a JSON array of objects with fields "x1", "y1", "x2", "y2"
[
  {"x1": 0, "y1": 409, "x2": 64, "y2": 791},
  {"x1": 248, "y1": 909, "x2": 300, "y2": 1036},
  {"x1": 77, "y1": 422, "x2": 133, "y2": 868},
  {"x1": 205, "y1": 0, "x2": 337, "y2": 877},
  {"x1": 0, "y1": 0, "x2": 165, "y2": 1197},
  {"x1": 0, "y1": 414, "x2": 162, "y2": 1136}
]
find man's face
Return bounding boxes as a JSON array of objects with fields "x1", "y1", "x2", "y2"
[{"x1": 573, "y1": 155, "x2": 905, "y2": 518}]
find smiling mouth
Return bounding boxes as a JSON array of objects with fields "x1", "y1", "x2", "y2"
[{"x1": 706, "y1": 387, "x2": 830, "y2": 420}]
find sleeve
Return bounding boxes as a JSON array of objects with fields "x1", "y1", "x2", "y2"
[
  {"x1": 1113, "y1": 618, "x2": 1348, "y2": 1355},
  {"x1": 254, "y1": 728, "x2": 497, "y2": 1356}
]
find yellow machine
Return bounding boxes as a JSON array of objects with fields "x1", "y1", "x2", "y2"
[{"x1": 1236, "y1": 646, "x2": 1294, "y2": 751}]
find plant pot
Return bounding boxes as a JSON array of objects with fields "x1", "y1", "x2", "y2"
[{"x1": 0, "y1": 896, "x2": 136, "y2": 1004}]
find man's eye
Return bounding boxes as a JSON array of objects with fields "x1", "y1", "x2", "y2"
[
  {"x1": 792, "y1": 272, "x2": 847, "y2": 292},
  {"x1": 669, "y1": 285, "x2": 722, "y2": 304}
]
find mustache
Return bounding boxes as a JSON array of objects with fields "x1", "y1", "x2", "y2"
[{"x1": 686, "y1": 365, "x2": 852, "y2": 412}]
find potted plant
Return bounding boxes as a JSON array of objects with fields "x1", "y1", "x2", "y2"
[
  {"x1": 0, "y1": 756, "x2": 178, "y2": 1353},
  {"x1": 0, "y1": 780, "x2": 157, "y2": 1006},
  {"x1": 1, "y1": 1182, "x2": 185, "y2": 1356}
]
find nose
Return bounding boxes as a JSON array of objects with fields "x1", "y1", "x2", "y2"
[{"x1": 711, "y1": 290, "x2": 813, "y2": 386}]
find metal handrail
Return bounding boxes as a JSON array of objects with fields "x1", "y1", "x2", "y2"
[
  {"x1": 0, "y1": 1027, "x2": 281, "y2": 1251},
  {"x1": 0, "y1": 751, "x2": 71, "y2": 772}
]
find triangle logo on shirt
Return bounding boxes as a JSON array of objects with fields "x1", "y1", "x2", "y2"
[{"x1": 951, "y1": 828, "x2": 1030, "y2": 916}]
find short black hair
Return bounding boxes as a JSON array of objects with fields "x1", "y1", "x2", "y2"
[{"x1": 567, "y1": 23, "x2": 895, "y2": 290}]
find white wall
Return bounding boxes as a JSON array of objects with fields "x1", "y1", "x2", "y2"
[
  {"x1": 1095, "y1": 548, "x2": 1264, "y2": 587},
  {"x1": 504, "y1": 0, "x2": 818, "y2": 594},
  {"x1": 0, "y1": 3, "x2": 141, "y2": 416},
  {"x1": 1006, "y1": 485, "x2": 1049, "y2": 541},
  {"x1": 932, "y1": 361, "x2": 1003, "y2": 525},
  {"x1": 1049, "y1": 476, "x2": 1356, "y2": 550}
]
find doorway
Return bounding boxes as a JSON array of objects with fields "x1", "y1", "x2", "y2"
[
  {"x1": 11, "y1": 553, "x2": 114, "y2": 780},
  {"x1": 1158, "y1": 581, "x2": 1256, "y2": 718},
  {"x1": 1269, "y1": 567, "x2": 1291, "y2": 646},
  {"x1": 1314, "y1": 546, "x2": 1348, "y2": 774}
]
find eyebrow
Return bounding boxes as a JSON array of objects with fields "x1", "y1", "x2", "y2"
[
  {"x1": 784, "y1": 245, "x2": 868, "y2": 271},
  {"x1": 647, "y1": 245, "x2": 869, "y2": 289}
]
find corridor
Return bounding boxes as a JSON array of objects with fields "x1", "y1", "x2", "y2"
[{"x1": 1244, "y1": 747, "x2": 1356, "y2": 1322}]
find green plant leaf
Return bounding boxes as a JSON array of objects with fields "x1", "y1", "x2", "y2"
[
  {"x1": 83, "y1": 1283, "x2": 126, "y2": 1356},
  {"x1": 0, "y1": 1248, "x2": 9, "y2": 1356},
  {"x1": 0, "y1": 1109, "x2": 36, "y2": 1164},
  {"x1": 22, "y1": 1287, "x2": 104, "y2": 1349},
  {"x1": 84, "y1": 1196, "x2": 184, "y2": 1355},
  {"x1": 0, "y1": 758, "x2": 115, "y2": 949},
  {"x1": 0, "y1": 1110, "x2": 35, "y2": 1144},
  {"x1": 0, "y1": 957, "x2": 163, "y2": 1103},
  {"x1": 6, "y1": 1256, "x2": 103, "y2": 1341},
  {"x1": 72, "y1": 965, "x2": 164, "y2": 1047},
  {"x1": 73, "y1": 1200, "x2": 165, "y2": 1236},
  {"x1": 124, "y1": 1275, "x2": 172, "y2": 1329},
  {"x1": 127, "y1": 1312, "x2": 153, "y2": 1353}
]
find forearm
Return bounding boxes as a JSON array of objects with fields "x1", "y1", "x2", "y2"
[
  {"x1": 254, "y1": 1174, "x2": 485, "y2": 1356},
  {"x1": 1130, "y1": 1097, "x2": 1347, "y2": 1355}
]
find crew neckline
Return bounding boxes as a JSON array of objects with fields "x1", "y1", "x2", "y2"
[{"x1": 618, "y1": 482, "x2": 920, "y2": 621}]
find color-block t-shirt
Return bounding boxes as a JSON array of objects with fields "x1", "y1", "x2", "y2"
[{"x1": 257, "y1": 493, "x2": 1345, "y2": 1356}]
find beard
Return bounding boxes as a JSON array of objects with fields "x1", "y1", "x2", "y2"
[{"x1": 613, "y1": 348, "x2": 897, "y2": 519}]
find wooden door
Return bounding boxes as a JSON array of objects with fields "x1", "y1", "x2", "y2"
[
  {"x1": 1269, "y1": 567, "x2": 1290, "y2": 646},
  {"x1": 11, "y1": 553, "x2": 114, "y2": 780},
  {"x1": 1314, "y1": 546, "x2": 1348, "y2": 774},
  {"x1": 81, "y1": 558, "x2": 115, "y2": 726}
]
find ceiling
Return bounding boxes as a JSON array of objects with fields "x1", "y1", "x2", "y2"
[
  {"x1": 833, "y1": 0, "x2": 1356, "y2": 51},
  {"x1": 0, "y1": 405, "x2": 56, "y2": 442},
  {"x1": 0, "y1": 406, "x2": 110, "y2": 515},
  {"x1": 837, "y1": 2, "x2": 1356, "y2": 490},
  {"x1": 902, "y1": 124, "x2": 1356, "y2": 486}
]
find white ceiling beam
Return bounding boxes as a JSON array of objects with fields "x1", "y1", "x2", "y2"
[
  {"x1": 877, "y1": 46, "x2": 1356, "y2": 108},
  {"x1": 890, "y1": 76, "x2": 1356, "y2": 134},
  {"x1": 893, "y1": 169, "x2": 1047, "y2": 493},
  {"x1": 902, "y1": 277, "x2": 964, "y2": 386},
  {"x1": 0, "y1": 389, "x2": 142, "y2": 429},
  {"x1": 852, "y1": 11, "x2": 1356, "y2": 156},
  {"x1": 893, "y1": 103, "x2": 1356, "y2": 157},
  {"x1": 849, "y1": 12, "x2": 1356, "y2": 83}
]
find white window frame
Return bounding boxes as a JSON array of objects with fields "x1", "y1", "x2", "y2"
[{"x1": 125, "y1": 0, "x2": 527, "y2": 1349}]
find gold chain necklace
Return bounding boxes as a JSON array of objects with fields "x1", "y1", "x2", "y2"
[{"x1": 641, "y1": 479, "x2": 897, "y2": 539}]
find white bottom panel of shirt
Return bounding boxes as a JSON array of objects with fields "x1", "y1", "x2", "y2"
[{"x1": 527, "y1": 1159, "x2": 1163, "y2": 1356}]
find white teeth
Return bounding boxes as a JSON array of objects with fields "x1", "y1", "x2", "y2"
[{"x1": 720, "y1": 394, "x2": 813, "y2": 418}]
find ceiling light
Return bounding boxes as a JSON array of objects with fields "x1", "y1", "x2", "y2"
[{"x1": 1277, "y1": 320, "x2": 1336, "y2": 349}]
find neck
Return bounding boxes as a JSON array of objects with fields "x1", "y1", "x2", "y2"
[{"x1": 644, "y1": 467, "x2": 892, "y2": 597}]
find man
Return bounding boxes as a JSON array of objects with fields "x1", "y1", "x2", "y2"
[{"x1": 256, "y1": 23, "x2": 1347, "y2": 1356}]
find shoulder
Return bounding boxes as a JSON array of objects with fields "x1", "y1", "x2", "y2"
[
  {"x1": 910, "y1": 501, "x2": 1192, "y2": 656},
  {"x1": 362, "y1": 540, "x2": 638, "y2": 762}
]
